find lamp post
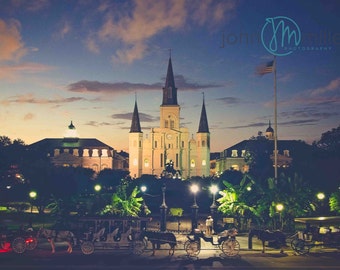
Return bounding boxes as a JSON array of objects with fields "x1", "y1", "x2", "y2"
[
  {"x1": 29, "y1": 191, "x2": 37, "y2": 213},
  {"x1": 316, "y1": 192, "x2": 326, "y2": 215},
  {"x1": 140, "y1": 185, "x2": 149, "y2": 230},
  {"x1": 276, "y1": 203, "x2": 284, "y2": 231},
  {"x1": 210, "y1": 185, "x2": 218, "y2": 231},
  {"x1": 190, "y1": 184, "x2": 199, "y2": 233},
  {"x1": 160, "y1": 183, "x2": 167, "y2": 232}
]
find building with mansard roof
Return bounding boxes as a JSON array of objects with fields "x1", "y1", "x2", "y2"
[
  {"x1": 129, "y1": 57, "x2": 210, "y2": 179},
  {"x1": 214, "y1": 122, "x2": 315, "y2": 175},
  {"x1": 29, "y1": 121, "x2": 120, "y2": 173}
]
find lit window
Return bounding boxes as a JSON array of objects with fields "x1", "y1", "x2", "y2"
[
  {"x1": 284, "y1": 150, "x2": 290, "y2": 157},
  {"x1": 191, "y1": 159, "x2": 196, "y2": 168},
  {"x1": 241, "y1": 150, "x2": 246, "y2": 157},
  {"x1": 144, "y1": 159, "x2": 149, "y2": 168},
  {"x1": 231, "y1": 165, "x2": 239, "y2": 170},
  {"x1": 231, "y1": 150, "x2": 238, "y2": 157},
  {"x1": 202, "y1": 160, "x2": 206, "y2": 166}
]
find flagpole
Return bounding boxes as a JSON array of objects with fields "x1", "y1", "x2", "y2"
[{"x1": 273, "y1": 56, "x2": 278, "y2": 181}]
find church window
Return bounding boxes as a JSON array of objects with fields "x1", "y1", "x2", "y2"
[
  {"x1": 202, "y1": 160, "x2": 206, "y2": 166},
  {"x1": 231, "y1": 150, "x2": 238, "y2": 157},
  {"x1": 139, "y1": 140, "x2": 142, "y2": 148},
  {"x1": 155, "y1": 141, "x2": 158, "y2": 148},
  {"x1": 144, "y1": 159, "x2": 149, "y2": 168},
  {"x1": 165, "y1": 120, "x2": 169, "y2": 128},
  {"x1": 202, "y1": 140, "x2": 205, "y2": 147},
  {"x1": 92, "y1": 164, "x2": 99, "y2": 172},
  {"x1": 182, "y1": 141, "x2": 184, "y2": 148},
  {"x1": 160, "y1": 153, "x2": 163, "y2": 168},
  {"x1": 190, "y1": 159, "x2": 195, "y2": 168},
  {"x1": 176, "y1": 153, "x2": 178, "y2": 167},
  {"x1": 170, "y1": 120, "x2": 174, "y2": 129}
]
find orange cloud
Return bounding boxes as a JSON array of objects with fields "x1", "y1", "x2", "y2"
[
  {"x1": 90, "y1": 0, "x2": 237, "y2": 64},
  {"x1": 0, "y1": 19, "x2": 27, "y2": 62},
  {"x1": 0, "y1": 62, "x2": 55, "y2": 80}
]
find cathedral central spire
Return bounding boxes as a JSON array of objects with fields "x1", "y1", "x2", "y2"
[{"x1": 162, "y1": 57, "x2": 178, "y2": 105}]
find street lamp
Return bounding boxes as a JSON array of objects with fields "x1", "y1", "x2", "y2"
[
  {"x1": 316, "y1": 192, "x2": 326, "y2": 214},
  {"x1": 160, "y1": 183, "x2": 167, "y2": 232},
  {"x1": 317, "y1": 192, "x2": 325, "y2": 200},
  {"x1": 190, "y1": 184, "x2": 199, "y2": 233},
  {"x1": 94, "y1": 184, "x2": 102, "y2": 192},
  {"x1": 140, "y1": 185, "x2": 149, "y2": 230},
  {"x1": 140, "y1": 185, "x2": 149, "y2": 215},
  {"x1": 209, "y1": 185, "x2": 218, "y2": 231},
  {"x1": 29, "y1": 191, "x2": 37, "y2": 213},
  {"x1": 276, "y1": 203, "x2": 284, "y2": 231}
]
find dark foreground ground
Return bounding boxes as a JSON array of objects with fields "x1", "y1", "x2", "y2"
[{"x1": 1, "y1": 233, "x2": 340, "y2": 270}]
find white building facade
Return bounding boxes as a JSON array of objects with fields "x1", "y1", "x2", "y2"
[{"x1": 129, "y1": 57, "x2": 210, "y2": 179}]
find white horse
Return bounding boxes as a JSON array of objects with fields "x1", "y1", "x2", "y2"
[{"x1": 37, "y1": 228, "x2": 75, "y2": 254}]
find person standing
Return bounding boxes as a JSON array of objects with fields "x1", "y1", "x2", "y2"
[{"x1": 205, "y1": 216, "x2": 213, "y2": 236}]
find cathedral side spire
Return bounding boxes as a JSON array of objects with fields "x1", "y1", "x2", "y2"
[
  {"x1": 198, "y1": 93, "x2": 209, "y2": 133},
  {"x1": 162, "y1": 56, "x2": 178, "y2": 105},
  {"x1": 130, "y1": 99, "x2": 142, "y2": 133}
]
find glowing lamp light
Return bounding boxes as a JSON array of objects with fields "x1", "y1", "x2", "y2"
[
  {"x1": 94, "y1": 184, "x2": 102, "y2": 192},
  {"x1": 317, "y1": 192, "x2": 325, "y2": 200}
]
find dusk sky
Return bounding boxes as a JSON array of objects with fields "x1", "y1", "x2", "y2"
[{"x1": 0, "y1": 0, "x2": 339, "y2": 153}]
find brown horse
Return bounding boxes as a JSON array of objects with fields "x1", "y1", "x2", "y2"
[
  {"x1": 248, "y1": 228, "x2": 286, "y2": 253},
  {"x1": 140, "y1": 230, "x2": 177, "y2": 256},
  {"x1": 37, "y1": 228, "x2": 76, "y2": 254}
]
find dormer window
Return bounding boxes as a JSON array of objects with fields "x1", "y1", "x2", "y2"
[
  {"x1": 284, "y1": 150, "x2": 290, "y2": 157},
  {"x1": 231, "y1": 150, "x2": 238, "y2": 157}
]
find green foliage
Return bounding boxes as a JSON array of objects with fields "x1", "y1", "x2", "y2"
[
  {"x1": 169, "y1": 208, "x2": 183, "y2": 217},
  {"x1": 100, "y1": 181, "x2": 149, "y2": 217},
  {"x1": 330, "y1": 191, "x2": 340, "y2": 214},
  {"x1": 217, "y1": 174, "x2": 259, "y2": 221}
]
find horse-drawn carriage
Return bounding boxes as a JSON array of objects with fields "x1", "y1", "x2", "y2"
[
  {"x1": 76, "y1": 216, "x2": 149, "y2": 255},
  {"x1": 184, "y1": 228, "x2": 240, "y2": 257},
  {"x1": 291, "y1": 216, "x2": 340, "y2": 255},
  {"x1": 1, "y1": 225, "x2": 37, "y2": 254}
]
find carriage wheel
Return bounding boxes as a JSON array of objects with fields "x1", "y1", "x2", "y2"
[
  {"x1": 25, "y1": 237, "x2": 38, "y2": 250},
  {"x1": 291, "y1": 239, "x2": 309, "y2": 255},
  {"x1": 132, "y1": 240, "x2": 146, "y2": 255},
  {"x1": 81, "y1": 241, "x2": 94, "y2": 255},
  {"x1": 12, "y1": 237, "x2": 26, "y2": 254},
  {"x1": 1, "y1": 241, "x2": 11, "y2": 250},
  {"x1": 185, "y1": 240, "x2": 200, "y2": 257},
  {"x1": 221, "y1": 239, "x2": 240, "y2": 257}
]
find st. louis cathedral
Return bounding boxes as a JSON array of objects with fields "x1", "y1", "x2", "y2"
[{"x1": 129, "y1": 57, "x2": 210, "y2": 179}]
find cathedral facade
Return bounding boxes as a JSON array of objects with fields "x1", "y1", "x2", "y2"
[{"x1": 129, "y1": 57, "x2": 210, "y2": 179}]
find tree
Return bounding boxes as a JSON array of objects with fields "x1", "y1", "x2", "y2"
[
  {"x1": 314, "y1": 125, "x2": 340, "y2": 157},
  {"x1": 257, "y1": 173, "x2": 316, "y2": 230},
  {"x1": 330, "y1": 190, "x2": 340, "y2": 214},
  {"x1": 217, "y1": 174, "x2": 259, "y2": 229},
  {"x1": 100, "y1": 180, "x2": 149, "y2": 217}
]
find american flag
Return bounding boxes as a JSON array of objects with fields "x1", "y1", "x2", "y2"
[{"x1": 256, "y1": 60, "x2": 274, "y2": 75}]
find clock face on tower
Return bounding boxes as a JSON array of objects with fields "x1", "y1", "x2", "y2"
[{"x1": 166, "y1": 133, "x2": 172, "y2": 140}]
